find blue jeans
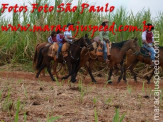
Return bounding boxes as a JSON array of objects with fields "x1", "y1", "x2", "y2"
[
  {"x1": 103, "y1": 41, "x2": 107, "y2": 60},
  {"x1": 57, "y1": 43, "x2": 63, "y2": 58},
  {"x1": 143, "y1": 43, "x2": 156, "y2": 60}
]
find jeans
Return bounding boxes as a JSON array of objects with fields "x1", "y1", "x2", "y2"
[
  {"x1": 143, "y1": 43, "x2": 156, "y2": 60},
  {"x1": 57, "y1": 43, "x2": 63, "y2": 58},
  {"x1": 103, "y1": 41, "x2": 107, "y2": 60}
]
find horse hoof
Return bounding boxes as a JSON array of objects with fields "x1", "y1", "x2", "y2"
[
  {"x1": 62, "y1": 77, "x2": 67, "y2": 80},
  {"x1": 108, "y1": 80, "x2": 112, "y2": 84},
  {"x1": 147, "y1": 81, "x2": 150, "y2": 84},
  {"x1": 92, "y1": 80, "x2": 97, "y2": 83},
  {"x1": 71, "y1": 79, "x2": 77, "y2": 83}
]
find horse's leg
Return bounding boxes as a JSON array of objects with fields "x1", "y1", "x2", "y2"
[
  {"x1": 108, "y1": 66, "x2": 113, "y2": 84},
  {"x1": 123, "y1": 64, "x2": 127, "y2": 83},
  {"x1": 53, "y1": 62, "x2": 58, "y2": 78},
  {"x1": 62, "y1": 61, "x2": 72, "y2": 80},
  {"x1": 117, "y1": 64, "x2": 124, "y2": 83},
  {"x1": 70, "y1": 60, "x2": 80, "y2": 83},
  {"x1": 36, "y1": 65, "x2": 45, "y2": 78},
  {"x1": 129, "y1": 60, "x2": 138, "y2": 82},
  {"x1": 85, "y1": 63, "x2": 97, "y2": 83},
  {"x1": 47, "y1": 65, "x2": 55, "y2": 81},
  {"x1": 146, "y1": 69, "x2": 154, "y2": 84}
]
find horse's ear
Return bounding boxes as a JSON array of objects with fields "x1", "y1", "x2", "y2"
[
  {"x1": 85, "y1": 34, "x2": 88, "y2": 38},
  {"x1": 134, "y1": 37, "x2": 138, "y2": 42}
]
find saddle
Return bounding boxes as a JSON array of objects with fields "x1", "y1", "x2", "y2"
[
  {"x1": 140, "y1": 47, "x2": 150, "y2": 57},
  {"x1": 48, "y1": 42, "x2": 70, "y2": 60},
  {"x1": 96, "y1": 41, "x2": 111, "y2": 56}
]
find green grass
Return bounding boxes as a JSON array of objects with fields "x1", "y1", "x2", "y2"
[
  {"x1": 127, "y1": 83, "x2": 132, "y2": 94},
  {"x1": 113, "y1": 108, "x2": 125, "y2": 122},
  {"x1": 46, "y1": 113, "x2": 61, "y2": 122},
  {"x1": 0, "y1": 0, "x2": 162, "y2": 65},
  {"x1": 78, "y1": 80, "x2": 87, "y2": 102},
  {"x1": 14, "y1": 100, "x2": 21, "y2": 122},
  {"x1": 94, "y1": 107, "x2": 98, "y2": 122}
]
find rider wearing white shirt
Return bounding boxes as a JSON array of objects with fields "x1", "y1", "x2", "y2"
[{"x1": 64, "y1": 23, "x2": 74, "y2": 42}]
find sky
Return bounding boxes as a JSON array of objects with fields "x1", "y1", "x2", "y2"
[{"x1": 0, "y1": 0, "x2": 162, "y2": 19}]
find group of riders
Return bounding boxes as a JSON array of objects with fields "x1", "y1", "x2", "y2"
[{"x1": 47, "y1": 20, "x2": 156, "y2": 66}]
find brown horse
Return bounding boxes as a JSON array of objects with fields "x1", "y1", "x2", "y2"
[
  {"x1": 123, "y1": 46, "x2": 163, "y2": 84},
  {"x1": 35, "y1": 44, "x2": 55, "y2": 81},
  {"x1": 33, "y1": 41, "x2": 68, "y2": 78},
  {"x1": 33, "y1": 42, "x2": 51, "y2": 76},
  {"x1": 67, "y1": 37, "x2": 140, "y2": 83}
]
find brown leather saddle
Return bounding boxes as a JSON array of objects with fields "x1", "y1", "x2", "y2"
[{"x1": 140, "y1": 47, "x2": 150, "y2": 57}]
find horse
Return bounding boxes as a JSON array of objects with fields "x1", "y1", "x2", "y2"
[
  {"x1": 65, "y1": 37, "x2": 140, "y2": 84},
  {"x1": 61, "y1": 34, "x2": 94, "y2": 82},
  {"x1": 107, "y1": 38, "x2": 140, "y2": 83},
  {"x1": 33, "y1": 42, "x2": 50, "y2": 76},
  {"x1": 35, "y1": 44, "x2": 55, "y2": 81},
  {"x1": 35, "y1": 34, "x2": 94, "y2": 82},
  {"x1": 123, "y1": 46, "x2": 163, "y2": 84}
]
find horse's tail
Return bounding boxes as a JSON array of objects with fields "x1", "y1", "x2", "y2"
[
  {"x1": 36, "y1": 47, "x2": 44, "y2": 70},
  {"x1": 33, "y1": 44, "x2": 39, "y2": 69}
]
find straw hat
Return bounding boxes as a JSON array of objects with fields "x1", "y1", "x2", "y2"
[{"x1": 102, "y1": 19, "x2": 109, "y2": 23}]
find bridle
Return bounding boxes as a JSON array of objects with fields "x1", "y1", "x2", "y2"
[
  {"x1": 85, "y1": 41, "x2": 98, "y2": 60},
  {"x1": 130, "y1": 41, "x2": 140, "y2": 56},
  {"x1": 68, "y1": 37, "x2": 93, "y2": 61}
]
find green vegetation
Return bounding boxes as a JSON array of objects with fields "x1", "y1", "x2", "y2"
[
  {"x1": 0, "y1": 0, "x2": 162, "y2": 65},
  {"x1": 113, "y1": 108, "x2": 125, "y2": 122}
]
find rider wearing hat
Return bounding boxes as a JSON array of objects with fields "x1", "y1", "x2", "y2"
[
  {"x1": 99, "y1": 19, "x2": 110, "y2": 63},
  {"x1": 56, "y1": 30, "x2": 65, "y2": 58},
  {"x1": 64, "y1": 23, "x2": 74, "y2": 43},
  {"x1": 48, "y1": 31, "x2": 57, "y2": 44},
  {"x1": 142, "y1": 23, "x2": 156, "y2": 66}
]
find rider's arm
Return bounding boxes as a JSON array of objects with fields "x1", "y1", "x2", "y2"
[
  {"x1": 99, "y1": 31, "x2": 103, "y2": 41},
  {"x1": 56, "y1": 34, "x2": 63, "y2": 42},
  {"x1": 103, "y1": 31, "x2": 109, "y2": 42},
  {"x1": 64, "y1": 31, "x2": 74, "y2": 41},
  {"x1": 142, "y1": 31, "x2": 149, "y2": 46},
  {"x1": 152, "y1": 32, "x2": 154, "y2": 43},
  {"x1": 48, "y1": 36, "x2": 53, "y2": 43}
]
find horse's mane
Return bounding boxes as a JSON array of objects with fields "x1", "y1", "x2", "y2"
[
  {"x1": 111, "y1": 40, "x2": 128, "y2": 48},
  {"x1": 72, "y1": 37, "x2": 83, "y2": 45},
  {"x1": 159, "y1": 46, "x2": 163, "y2": 49}
]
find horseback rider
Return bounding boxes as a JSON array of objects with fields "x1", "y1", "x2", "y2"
[
  {"x1": 99, "y1": 20, "x2": 111, "y2": 63},
  {"x1": 142, "y1": 23, "x2": 156, "y2": 66},
  {"x1": 64, "y1": 23, "x2": 74, "y2": 43},
  {"x1": 56, "y1": 30, "x2": 65, "y2": 58},
  {"x1": 48, "y1": 31, "x2": 57, "y2": 44}
]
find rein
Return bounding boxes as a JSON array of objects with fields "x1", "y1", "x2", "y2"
[
  {"x1": 85, "y1": 49, "x2": 98, "y2": 60},
  {"x1": 69, "y1": 49, "x2": 80, "y2": 61},
  {"x1": 133, "y1": 51, "x2": 140, "y2": 55},
  {"x1": 68, "y1": 38, "x2": 92, "y2": 61}
]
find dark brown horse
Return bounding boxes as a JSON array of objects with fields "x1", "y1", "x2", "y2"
[
  {"x1": 123, "y1": 46, "x2": 163, "y2": 84},
  {"x1": 61, "y1": 34, "x2": 94, "y2": 82},
  {"x1": 65, "y1": 38, "x2": 140, "y2": 83},
  {"x1": 35, "y1": 34, "x2": 93, "y2": 82}
]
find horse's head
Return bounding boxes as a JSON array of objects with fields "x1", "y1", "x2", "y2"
[
  {"x1": 82, "y1": 34, "x2": 94, "y2": 51},
  {"x1": 128, "y1": 37, "x2": 140, "y2": 55}
]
